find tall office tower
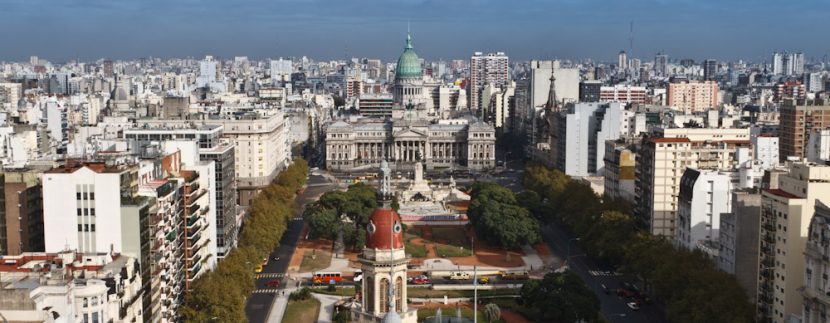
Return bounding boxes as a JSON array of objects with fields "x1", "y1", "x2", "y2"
[
  {"x1": 469, "y1": 52, "x2": 509, "y2": 111},
  {"x1": 0, "y1": 170, "x2": 44, "y2": 256},
  {"x1": 654, "y1": 53, "x2": 669, "y2": 77},
  {"x1": 196, "y1": 55, "x2": 221, "y2": 89},
  {"x1": 703, "y1": 59, "x2": 718, "y2": 80},
  {"x1": 103, "y1": 59, "x2": 114, "y2": 78},
  {"x1": 773, "y1": 52, "x2": 786, "y2": 75},
  {"x1": 29, "y1": 56, "x2": 38, "y2": 66},
  {"x1": 805, "y1": 72, "x2": 824, "y2": 93},
  {"x1": 667, "y1": 80, "x2": 719, "y2": 113},
  {"x1": 792, "y1": 52, "x2": 805, "y2": 75},
  {"x1": 779, "y1": 98, "x2": 830, "y2": 161},
  {"x1": 757, "y1": 162, "x2": 830, "y2": 323},
  {"x1": 618, "y1": 51, "x2": 628, "y2": 72},
  {"x1": 635, "y1": 128, "x2": 751, "y2": 238},
  {"x1": 270, "y1": 58, "x2": 293, "y2": 82}
]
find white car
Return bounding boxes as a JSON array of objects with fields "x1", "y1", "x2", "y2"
[{"x1": 627, "y1": 302, "x2": 640, "y2": 311}]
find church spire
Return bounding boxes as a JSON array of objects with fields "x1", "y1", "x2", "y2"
[{"x1": 545, "y1": 70, "x2": 558, "y2": 112}]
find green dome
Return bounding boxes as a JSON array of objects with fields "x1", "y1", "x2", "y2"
[{"x1": 395, "y1": 34, "x2": 422, "y2": 79}]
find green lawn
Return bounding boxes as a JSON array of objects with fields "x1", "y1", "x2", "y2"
[
  {"x1": 281, "y1": 298, "x2": 320, "y2": 323},
  {"x1": 435, "y1": 244, "x2": 472, "y2": 257},
  {"x1": 299, "y1": 250, "x2": 331, "y2": 272},
  {"x1": 408, "y1": 227, "x2": 472, "y2": 258},
  {"x1": 405, "y1": 233, "x2": 428, "y2": 258}
]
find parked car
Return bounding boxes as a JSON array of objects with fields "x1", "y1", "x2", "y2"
[
  {"x1": 617, "y1": 289, "x2": 636, "y2": 298},
  {"x1": 627, "y1": 302, "x2": 640, "y2": 311}
]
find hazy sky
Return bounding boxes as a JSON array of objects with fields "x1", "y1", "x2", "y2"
[{"x1": 1, "y1": 0, "x2": 828, "y2": 63}]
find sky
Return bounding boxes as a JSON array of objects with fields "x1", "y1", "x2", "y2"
[{"x1": 1, "y1": 0, "x2": 828, "y2": 63}]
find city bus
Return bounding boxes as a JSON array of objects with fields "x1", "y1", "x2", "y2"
[{"x1": 312, "y1": 272, "x2": 342, "y2": 284}]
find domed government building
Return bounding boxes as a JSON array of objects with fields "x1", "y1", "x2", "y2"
[{"x1": 325, "y1": 33, "x2": 496, "y2": 172}]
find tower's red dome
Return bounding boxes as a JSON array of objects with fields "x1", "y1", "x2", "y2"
[{"x1": 365, "y1": 207, "x2": 404, "y2": 249}]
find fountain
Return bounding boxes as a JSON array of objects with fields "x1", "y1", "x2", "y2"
[{"x1": 434, "y1": 308, "x2": 442, "y2": 323}]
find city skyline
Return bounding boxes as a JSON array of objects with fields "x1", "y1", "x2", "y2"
[{"x1": 2, "y1": 0, "x2": 828, "y2": 62}]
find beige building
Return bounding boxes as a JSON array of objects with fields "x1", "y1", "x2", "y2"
[
  {"x1": 758, "y1": 162, "x2": 830, "y2": 322},
  {"x1": 802, "y1": 200, "x2": 830, "y2": 323},
  {"x1": 603, "y1": 140, "x2": 636, "y2": 203},
  {"x1": 667, "y1": 80, "x2": 719, "y2": 113},
  {"x1": 143, "y1": 109, "x2": 291, "y2": 206},
  {"x1": 635, "y1": 128, "x2": 751, "y2": 238}
]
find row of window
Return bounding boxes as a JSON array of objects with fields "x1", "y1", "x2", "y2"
[{"x1": 78, "y1": 224, "x2": 97, "y2": 232}]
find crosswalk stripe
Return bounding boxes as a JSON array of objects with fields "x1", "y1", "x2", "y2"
[
  {"x1": 589, "y1": 270, "x2": 622, "y2": 277},
  {"x1": 253, "y1": 289, "x2": 280, "y2": 294},
  {"x1": 256, "y1": 273, "x2": 285, "y2": 279}
]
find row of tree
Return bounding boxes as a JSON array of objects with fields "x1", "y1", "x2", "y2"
[
  {"x1": 179, "y1": 159, "x2": 309, "y2": 322},
  {"x1": 467, "y1": 182, "x2": 540, "y2": 249},
  {"x1": 520, "y1": 271, "x2": 601, "y2": 322},
  {"x1": 304, "y1": 183, "x2": 378, "y2": 250},
  {"x1": 522, "y1": 162, "x2": 753, "y2": 323}
]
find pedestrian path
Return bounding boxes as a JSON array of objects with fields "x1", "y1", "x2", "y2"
[
  {"x1": 312, "y1": 292, "x2": 343, "y2": 323},
  {"x1": 265, "y1": 286, "x2": 296, "y2": 323}
]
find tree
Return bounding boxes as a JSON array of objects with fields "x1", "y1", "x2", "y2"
[
  {"x1": 520, "y1": 271, "x2": 600, "y2": 323},
  {"x1": 306, "y1": 207, "x2": 340, "y2": 240},
  {"x1": 483, "y1": 303, "x2": 501, "y2": 323},
  {"x1": 468, "y1": 182, "x2": 540, "y2": 249}
]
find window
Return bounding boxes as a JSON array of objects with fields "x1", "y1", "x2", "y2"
[
  {"x1": 78, "y1": 224, "x2": 83, "y2": 232},
  {"x1": 90, "y1": 209, "x2": 95, "y2": 216},
  {"x1": 83, "y1": 297, "x2": 88, "y2": 308},
  {"x1": 91, "y1": 224, "x2": 96, "y2": 232},
  {"x1": 89, "y1": 192, "x2": 94, "y2": 200},
  {"x1": 77, "y1": 209, "x2": 83, "y2": 216},
  {"x1": 77, "y1": 192, "x2": 83, "y2": 200},
  {"x1": 85, "y1": 224, "x2": 89, "y2": 232}
]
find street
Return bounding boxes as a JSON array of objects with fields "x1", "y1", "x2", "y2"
[
  {"x1": 542, "y1": 223, "x2": 667, "y2": 323},
  {"x1": 244, "y1": 172, "x2": 337, "y2": 323}
]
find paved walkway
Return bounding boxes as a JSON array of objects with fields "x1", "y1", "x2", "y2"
[
  {"x1": 264, "y1": 286, "x2": 297, "y2": 323},
  {"x1": 312, "y1": 293, "x2": 344, "y2": 323}
]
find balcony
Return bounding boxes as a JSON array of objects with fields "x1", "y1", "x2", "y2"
[
  {"x1": 189, "y1": 233, "x2": 201, "y2": 245},
  {"x1": 188, "y1": 204, "x2": 200, "y2": 215}
]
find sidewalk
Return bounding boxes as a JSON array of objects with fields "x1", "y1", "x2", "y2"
[
  {"x1": 264, "y1": 286, "x2": 296, "y2": 323},
  {"x1": 312, "y1": 293, "x2": 344, "y2": 323}
]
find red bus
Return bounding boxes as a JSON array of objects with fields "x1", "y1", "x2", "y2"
[{"x1": 312, "y1": 272, "x2": 342, "y2": 284}]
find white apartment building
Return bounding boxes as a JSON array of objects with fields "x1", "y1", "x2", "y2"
[
  {"x1": 757, "y1": 162, "x2": 830, "y2": 322},
  {"x1": 635, "y1": 127, "x2": 751, "y2": 238},
  {"x1": 676, "y1": 168, "x2": 732, "y2": 250},
  {"x1": 552, "y1": 102, "x2": 626, "y2": 176},
  {"x1": 753, "y1": 135, "x2": 780, "y2": 169},
  {"x1": 807, "y1": 129, "x2": 830, "y2": 164}
]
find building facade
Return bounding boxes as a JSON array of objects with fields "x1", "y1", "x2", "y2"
[
  {"x1": 757, "y1": 163, "x2": 830, "y2": 322},
  {"x1": 779, "y1": 99, "x2": 830, "y2": 162},
  {"x1": 667, "y1": 80, "x2": 719, "y2": 113},
  {"x1": 470, "y1": 52, "x2": 509, "y2": 111}
]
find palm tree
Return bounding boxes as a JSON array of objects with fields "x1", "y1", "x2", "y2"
[{"x1": 483, "y1": 303, "x2": 501, "y2": 323}]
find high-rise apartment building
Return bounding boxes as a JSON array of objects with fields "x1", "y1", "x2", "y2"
[
  {"x1": 676, "y1": 168, "x2": 732, "y2": 250},
  {"x1": 124, "y1": 124, "x2": 239, "y2": 257},
  {"x1": 758, "y1": 162, "x2": 830, "y2": 323},
  {"x1": 0, "y1": 169, "x2": 44, "y2": 256},
  {"x1": 470, "y1": 52, "x2": 509, "y2": 111},
  {"x1": 618, "y1": 51, "x2": 627, "y2": 72},
  {"x1": 551, "y1": 102, "x2": 626, "y2": 176},
  {"x1": 772, "y1": 52, "x2": 805, "y2": 76},
  {"x1": 579, "y1": 80, "x2": 602, "y2": 102},
  {"x1": 703, "y1": 59, "x2": 718, "y2": 80},
  {"x1": 635, "y1": 128, "x2": 751, "y2": 238},
  {"x1": 603, "y1": 140, "x2": 636, "y2": 203},
  {"x1": 719, "y1": 188, "x2": 762, "y2": 306},
  {"x1": 667, "y1": 80, "x2": 719, "y2": 113},
  {"x1": 779, "y1": 98, "x2": 830, "y2": 162},
  {"x1": 654, "y1": 53, "x2": 669, "y2": 77}
]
